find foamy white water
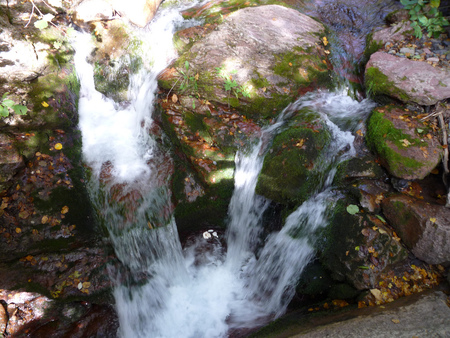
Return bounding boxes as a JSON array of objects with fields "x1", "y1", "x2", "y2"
[{"x1": 73, "y1": 3, "x2": 376, "y2": 337}]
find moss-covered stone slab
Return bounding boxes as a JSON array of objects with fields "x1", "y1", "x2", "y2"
[
  {"x1": 316, "y1": 196, "x2": 408, "y2": 290},
  {"x1": 160, "y1": 97, "x2": 261, "y2": 234},
  {"x1": 158, "y1": 5, "x2": 330, "y2": 118},
  {"x1": 366, "y1": 106, "x2": 442, "y2": 180},
  {"x1": 255, "y1": 110, "x2": 331, "y2": 206},
  {"x1": 382, "y1": 194, "x2": 450, "y2": 265},
  {"x1": 365, "y1": 52, "x2": 450, "y2": 105}
]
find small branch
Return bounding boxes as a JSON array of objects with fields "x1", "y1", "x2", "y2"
[{"x1": 435, "y1": 102, "x2": 450, "y2": 207}]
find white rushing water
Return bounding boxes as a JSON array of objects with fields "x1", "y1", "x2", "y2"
[{"x1": 73, "y1": 2, "x2": 377, "y2": 337}]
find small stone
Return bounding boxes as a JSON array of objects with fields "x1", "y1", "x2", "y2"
[
  {"x1": 426, "y1": 57, "x2": 440, "y2": 63},
  {"x1": 400, "y1": 47, "x2": 415, "y2": 55}
]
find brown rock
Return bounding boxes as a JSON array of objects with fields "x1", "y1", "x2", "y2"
[
  {"x1": 371, "y1": 21, "x2": 412, "y2": 46},
  {"x1": 0, "y1": 133, "x2": 24, "y2": 192},
  {"x1": 365, "y1": 52, "x2": 450, "y2": 105},
  {"x1": 382, "y1": 194, "x2": 450, "y2": 265},
  {"x1": 0, "y1": 302, "x2": 6, "y2": 336}
]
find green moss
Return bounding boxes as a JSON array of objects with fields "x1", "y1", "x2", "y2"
[
  {"x1": 256, "y1": 110, "x2": 331, "y2": 206},
  {"x1": 365, "y1": 67, "x2": 410, "y2": 102},
  {"x1": 363, "y1": 33, "x2": 383, "y2": 61},
  {"x1": 366, "y1": 110, "x2": 425, "y2": 175},
  {"x1": 273, "y1": 51, "x2": 329, "y2": 88}
]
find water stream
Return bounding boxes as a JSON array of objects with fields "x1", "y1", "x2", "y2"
[{"x1": 74, "y1": 1, "x2": 382, "y2": 336}]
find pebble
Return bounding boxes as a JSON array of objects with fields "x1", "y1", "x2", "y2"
[
  {"x1": 400, "y1": 47, "x2": 415, "y2": 54},
  {"x1": 426, "y1": 57, "x2": 440, "y2": 62}
]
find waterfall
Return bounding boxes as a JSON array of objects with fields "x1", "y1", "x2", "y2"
[{"x1": 73, "y1": 2, "x2": 378, "y2": 336}]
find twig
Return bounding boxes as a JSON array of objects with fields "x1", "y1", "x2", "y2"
[{"x1": 435, "y1": 103, "x2": 450, "y2": 207}]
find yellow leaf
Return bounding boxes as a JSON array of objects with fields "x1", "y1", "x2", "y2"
[
  {"x1": 82, "y1": 281, "x2": 91, "y2": 288},
  {"x1": 194, "y1": 73, "x2": 199, "y2": 81},
  {"x1": 42, "y1": 215, "x2": 49, "y2": 224},
  {"x1": 288, "y1": 62, "x2": 293, "y2": 67},
  {"x1": 430, "y1": 217, "x2": 436, "y2": 223},
  {"x1": 61, "y1": 206, "x2": 69, "y2": 214},
  {"x1": 41, "y1": 101, "x2": 49, "y2": 107},
  {"x1": 322, "y1": 36, "x2": 328, "y2": 46},
  {"x1": 391, "y1": 319, "x2": 400, "y2": 324},
  {"x1": 356, "y1": 129, "x2": 364, "y2": 136},
  {"x1": 54, "y1": 143, "x2": 63, "y2": 150},
  {"x1": 16, "y1": 227, "x2": 22, "y2": 233}
]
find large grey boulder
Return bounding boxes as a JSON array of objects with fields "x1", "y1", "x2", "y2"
[
  {"x1": 159, "y1": 5, "x2": 330, "y2": 118},
  {"x1": 365, "y1": 52, "x2": 450, "y2": 105},
  {"x1": 382, "y1": 194, "x2": 450, "y2": 265}
]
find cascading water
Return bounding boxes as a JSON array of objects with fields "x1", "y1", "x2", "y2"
[{"x1": 73, "y1": 1, "x2": 378, "y2": 337}]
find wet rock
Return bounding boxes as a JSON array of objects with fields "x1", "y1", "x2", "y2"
[
  {"x1": 0, "y1": 133, "x2": 24, "y2": 193},
  {"x1": 350, "y1": 180, "x2": 391, "y2": 214},
  {"x1": 256, "y1": 110, "x2": 331, "y2": 206},
  {"x1": 158, "y1": 5, "x2": 330, "y2": 118},
  {"x1": 366, "y1": 106, "x2": 442, "y2": 180},
  {"x1": 317, "y1": 196, "x2": 408, "y2": 290},
  {"x1": 72, "y1": 0, "x2": 115, "y2": 24},
  {"x1": 334, "y1": 156, "x2": 386, "y2": 186},
  {"x1": 0, "y1": 290, "x2": 118, "y2": 337},
  {"x1": 365, "y1": 52, "x2": 450, "y2": 105},
  {"x1": 161, "y1": 99, "x2": 260, "y2": 233},
  {"x1": 382, "y1": 194, "x2": 450, "y2": 265},
  {"x1": 111, "y1": 0, "x2": 163, "y2": 27}
]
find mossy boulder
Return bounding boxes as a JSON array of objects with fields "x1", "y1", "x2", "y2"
[
  {"x1": 365, "y1": 52, "x2": 450, "y2": 106},
  {"x1": 256, "y1": 110, "x2": 331, "y2": 206},
  {"x1": 366, "y1": 106, "x2": 442, "y2": 180},
  {"x1": 86, "y1": 20, "x2": 144, "y2": 102},
  {"x1": 159, "y1": 99, "x2": 260, "y2": 235},
  {"x1": 316, "y1": 196, "x2": 408, "y2": 290},
  {"x1": 158, "y1": 5, "x2": 331, "y2": 119}
]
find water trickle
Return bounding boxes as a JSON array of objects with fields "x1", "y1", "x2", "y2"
[{"x1": 73, "y1": 1, "x2": 382, "y2": 336}]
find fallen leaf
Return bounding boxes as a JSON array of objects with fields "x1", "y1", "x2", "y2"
[
  {"x1": 16, "y1": 227, "x2": 22, "y2": 233},
  {"x1": 391, "y1": 319, "x2": 400, "y2": 324},
  {"x1": 322, "y1": 36, "x2": 328, "y2": 46},
  {"x1": 370, "y1": 288, "x2": 383, "y2": 301},
  {"x1": 41, "y1": 101, "x2": 49, "y2": 107},
  {"x1": 429, "y1": 217, "x2": 436, "y2": 223},
  {"x1": 42, "y1": 215, "x2": 49, "y2": 224},
  {"x1": 61, "y1": 206, "x2": 69, "y2": 214},
  {"x1": 54, "y1": 143, "x2": 63, "y2": 150},
  {"x1": 171, "y1": 94, "x2": 178, "y2": 103},
  {"x1": 346, "y1": 204, "x2": 359, "y2": 215},
  {"x1": 400, "y1": 139, "x2": 411, "y2": 147}
]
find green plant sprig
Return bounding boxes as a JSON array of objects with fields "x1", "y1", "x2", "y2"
[
  {"x1": 215, "y1": 67, "x2": 251, "y2": 106},
  {"x1": 0, "y1": 93, "x2": 28, "y2": 118},
  {"x1": 401, "y1": 0, "x2": 449, "y2": 38}
]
